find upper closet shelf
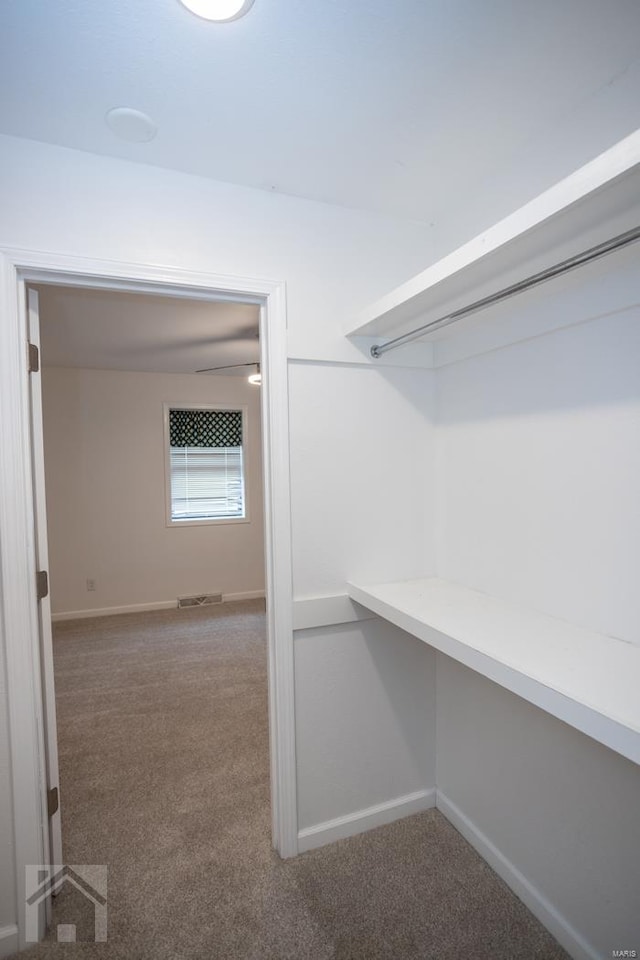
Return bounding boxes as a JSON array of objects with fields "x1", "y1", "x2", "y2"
[
  {"x1": 347, "y1": 578, "x2": 640, "y2": 767},
  {"x1": 347, "y1": 130, "x2": 640, "y2": 363}
]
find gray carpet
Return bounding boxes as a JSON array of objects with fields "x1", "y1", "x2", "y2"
[{"x1": 15, "y1": 600, "x2": 568, "y2": 959}]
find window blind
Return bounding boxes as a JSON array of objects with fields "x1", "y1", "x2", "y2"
[{"x1": 168, "y1": 409, "x2": 245, "y2": 521}]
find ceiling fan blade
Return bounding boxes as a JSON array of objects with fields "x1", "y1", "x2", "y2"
[
  {"x1": 203, "y1": 329, "x2": 259, "y2": 345},
  {"x1": 196, "y1": 361, "x2": 258, "y2": 374}
]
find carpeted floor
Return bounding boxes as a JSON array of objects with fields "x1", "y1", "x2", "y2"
[{"x1": 15, "y1": 600, "x2": 568, "y2": 959}]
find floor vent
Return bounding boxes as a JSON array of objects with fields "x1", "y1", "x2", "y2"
[{"x1": 177, "y1": 593, "x2": 223, "y2": 608}]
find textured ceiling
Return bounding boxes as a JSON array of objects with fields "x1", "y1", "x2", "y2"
[
  {"x1": 2, "y1": 0, "x2": 640, "y2": 221},
  {"x1": 37, "y1": 285, "x2": 260, "y2": 375}
]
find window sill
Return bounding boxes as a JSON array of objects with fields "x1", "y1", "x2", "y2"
[{"x1": 167, "y1": 515, "x2": 250, "y2": 528}]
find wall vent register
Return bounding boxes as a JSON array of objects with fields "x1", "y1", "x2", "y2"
[{"x1": 177, "y1": 593, "x2": 223, "y2": 608}]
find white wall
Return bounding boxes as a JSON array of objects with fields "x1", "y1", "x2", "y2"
[
  {"x1": 289, "y1": 362, "x2": 436, "y2": 599},
  {"x1": 0, "y1": 133, "x2": 438, "y2": 939},
  {"x1": 296, "y1": 619, "x2": 435, "y2": 831},
  {"x1": 437, "y1": 656, "x2": 640, "y2": 959},
  {"x1": 0, "y1": 134, "x2": 434, "y2": 362},
  {"x1": 289, "y1": 362, "x2": 437, "y2": 831},
  {"x1": 435, "y1": 290, "x2": 640, "y2": 954},
  {"x1": 436, "y1": 306, "x2": 640, "y2": 644},
  {"x1": 41, "y1": 366, "x2": 264, "y2": 616}
]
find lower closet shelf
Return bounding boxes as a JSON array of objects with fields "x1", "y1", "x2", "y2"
[{"x1": 346, "y1": 578, "x2": 640, "y2": 766}]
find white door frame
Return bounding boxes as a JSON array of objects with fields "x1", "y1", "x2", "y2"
[{"x1": 0, "y1": 247, "x2": 298, "y2": 953}]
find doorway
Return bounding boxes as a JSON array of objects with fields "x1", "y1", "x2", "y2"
[
  {"x1": 34, "y1": 281, "x2": 268, "y2": 858},
  {"x1": 0, "y1": 252, "x2": 297, "y2": 953}
]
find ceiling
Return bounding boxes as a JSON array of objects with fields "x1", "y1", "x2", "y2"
[
  {"x1": 37, "y1": 285, "x2": 260, "y2": 375},
  {"x1": 2, "y1": 1, "x2": 640, "y2": 222}
]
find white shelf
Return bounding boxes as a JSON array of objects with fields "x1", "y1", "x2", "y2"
[
  {"x1": 347, "y1": 578, "x2": 640, "y2": 766},
  {"x1": 347, "y1": 130, "x2": 640, "y2": 358}
]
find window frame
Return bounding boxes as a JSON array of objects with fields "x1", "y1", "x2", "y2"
[{"x1": 163, "y1": 401, "x2": 250, "y2": 528}]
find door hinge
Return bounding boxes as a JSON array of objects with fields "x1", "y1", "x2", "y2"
[
  {"x1": 28, "y1": 342, "x2": 40, "y2": 373},
  {"x1": 47, "y1": 786, "x2": 59, "y2": 818},
  {"x1": 36, "y1": 570, "x2": 49, "y2": 601}
]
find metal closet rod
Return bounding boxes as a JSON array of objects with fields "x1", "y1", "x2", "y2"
[{"x1": 370, "y1": 224, "x2": 640, "y2": 359}]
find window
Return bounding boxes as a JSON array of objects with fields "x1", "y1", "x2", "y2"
[{"x1": 165, "y1": 405, "x2": 247, "y2": 525}]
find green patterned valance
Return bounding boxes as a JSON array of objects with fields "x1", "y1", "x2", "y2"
[{"x1": 169, "y1": 409, "x2": 242, "y2": 448}]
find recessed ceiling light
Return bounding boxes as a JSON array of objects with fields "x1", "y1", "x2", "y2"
[
  {"x1": 105, "y1": 107, "x2": 158, "y2": 143},
  {"x1": 178, "y1": 0, "x2": 254, "y2": 22}
]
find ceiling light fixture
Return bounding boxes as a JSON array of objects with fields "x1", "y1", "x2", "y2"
[
  {"x1": 247, "y1": 363, "x2": 261, "y2": 386},
  {"x1": 177, "y1": 0, "x2": 255, "y2": 22}
]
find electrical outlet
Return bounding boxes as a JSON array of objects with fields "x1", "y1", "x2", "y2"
[{"x1": 86, "y1": 579, "x2": 96, "y2": 592}]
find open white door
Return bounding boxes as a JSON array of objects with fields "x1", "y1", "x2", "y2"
[{"x1": 27, "y1": 286, "x2": 63, "y2": 868}]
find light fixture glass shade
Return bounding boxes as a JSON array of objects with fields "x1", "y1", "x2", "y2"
[
  {"x1": 178, "y1": 0, "x2": 254, "y2": 21},
  {"x1": 248, "y1": 372, "x2": 262, "y2": 385}
]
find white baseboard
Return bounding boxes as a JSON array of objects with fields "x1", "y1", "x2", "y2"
[
  {"x1": 51, "y1": 592, "x2": 265, "y2": 622},
  {"x1": 223, "y1": 590, "x2": 265, "y2": 603},
  {"x1": 298, "y1": 788, "x2": 436, "y2": 854},
  {"x1": 436, "y1": 792, "x2": 599, "y2": 960},
  {"x1": 51, "y1": 600, "x2": 177, "y2": 621},
  {"x1": 0, "y1": 924, "x2": 18, "y2": 959}
]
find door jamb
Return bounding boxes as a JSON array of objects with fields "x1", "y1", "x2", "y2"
[{"x1": 0, "y1": 247, "x2": 298, "y2": 953}]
